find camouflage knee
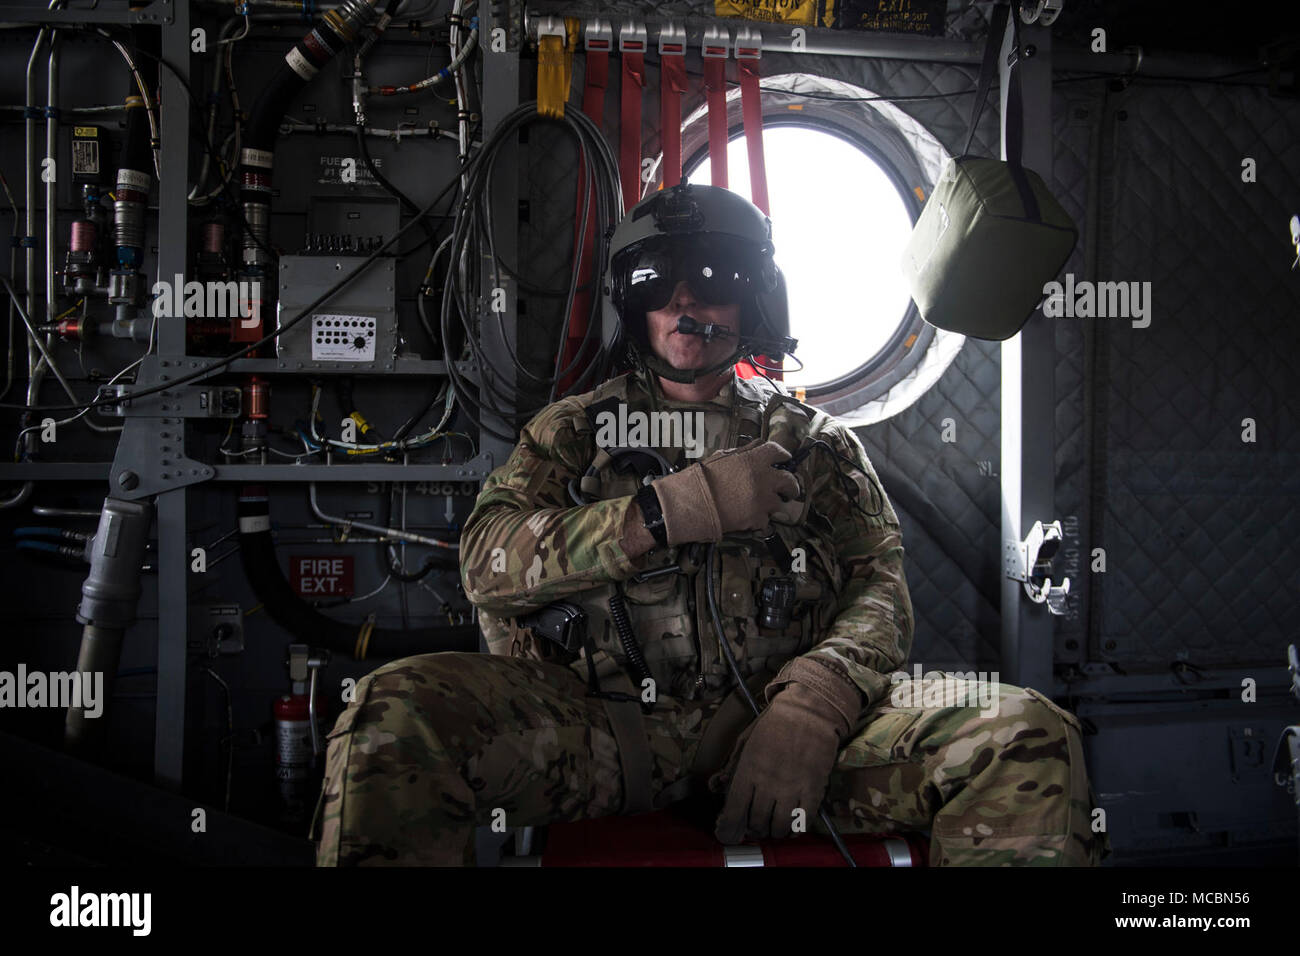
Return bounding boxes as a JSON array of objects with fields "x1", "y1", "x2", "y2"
[
  {"x1": 314, "y1": 652, "x2": 627, "y2": 866},
  {"x1": 314, "y1": 653, "x2": 484, "y2": 866},
  {"x1": 925, "y1": 685, "x2": 1109, "y2": 866},
  {"x1": 824, "y1": 680, "x2": 1109, "y2": 866}
]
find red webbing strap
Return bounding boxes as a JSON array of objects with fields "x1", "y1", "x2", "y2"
[
  {"x1": 703, "y1": 56, "x2": 728, "y2": 188},
  {"x1": 559, "y1": 39, "x2": 610, "y2": 395},
  {"x1": 620, "y1": 45, "x2": 646, "y2": 211},
  {"x1": 736, "y1": 42, "x2": 778, "y2": 379},
  {"x1": 738, "y1": 58, "x2": 769, "y2": 215},
  {"x1": 659, "y1": 48, "x2": 687, "y2": 188},
  {"x1": 582, "y1": 46, "x2": 608, "y2": 119}
]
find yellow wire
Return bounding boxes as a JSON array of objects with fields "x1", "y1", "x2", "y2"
[{"x1": 52, "y1": 298, "x2": 84, "y2": 322}]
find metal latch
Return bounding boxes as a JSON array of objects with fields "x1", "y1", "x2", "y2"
[
  {"x1": 734, "y1": 25, "x2": 762, "y2": 60},
  {"x1": 288, "y1": 643, "x2": 332, "y2": 757},
  {"x1": 536, "y1": 15, "x2": 566, "y2": 45},
  {"x1": 1020, "y1": 0, "x2": 1063, "y2": 26},
  {"x1": 618, "y1": 19, "x2": 647, "y2": 54},
  {"x1": 584, "y1": 18, "x2": 612, "y2": 53},
  {"x1": 1005, "y1": 520, "x2": 1071, "y2": 615},
  {"x1": 1288, "y1": 643, "x2": 1299, "y2": 703},
  {"x1": 701, "y1": 24, "x2": 730, "y2": 59},
  {"x1": 658, "y1": 22, "x2": 686, "y2": 57}
]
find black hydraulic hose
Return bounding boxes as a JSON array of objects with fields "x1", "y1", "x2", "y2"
[
  {"x1": 114, "y1": 25, "x2": 158, "y2": 277},
  {"x1": 66, "y1": 497, "x2": 154, "y2": 756},
  {"x1": 387, "y1": 550, "x2": 458, "y2": 582},
  {"x1": 705, "y1": 542, "x2": 857, "y2": 867},
  {"x1": 236, "y1": 486, "x2": 477, "y2": 658},
  {"x1": 246, "y1": 60, "x2": 305, "y2": 153},
  {"x1": 64, "y1": 623, "x2": 124, "y2": 756},
  {"x1": 240, "y1": 0, "x2": 378, "y2": 266},
  {"x1": 120, "y1": 27, "x2": 155, "y2": 175}
]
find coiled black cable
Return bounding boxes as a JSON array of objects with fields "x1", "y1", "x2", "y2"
[
  {"x1": 608, "y1": 588, "x2": 654, "y2": 706},
  {"x1": 438, "y1": 100, "x2": 622, "y2": 441}
]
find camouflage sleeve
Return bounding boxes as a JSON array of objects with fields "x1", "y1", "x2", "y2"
[
  {"x1": 800, "y1": 419, "x2": 915, "y2": 709},
  {"x1": 459, "y1": 398, "x2": 648, "y2": 616}
]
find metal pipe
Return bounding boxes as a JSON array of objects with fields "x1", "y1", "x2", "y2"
[
  {"x1": 66, "y1": 496, "x2": 154, "y2": 755},
  {"x1": 32, "y1": 505, "x2": 104, "y2": 518},
  {"x1": 308, "y1": 482, "x2": 457, "y2": 548},
  {"x1": 2, "y1": 276, "x2": 79, "y2": 406},
  {"x1": 46, "y1": 29, "x2": 59, "y2": 324},
  {"x1": 523, "y1": 14, "x2": 1267, "y2": 82},
  {"x1": 0, "y1": 482, "x2": 33, "y2": 509},
  {"x1": 196, "y1": 0, "x2": 348, "y2": 9},
  {"x1": 25, "y1": 25, "x2": 47, "y2": 414},
  {"x1": 190, "y1": 16, "x2": 246, "y2": 203},
  {"x1": 0, "y1": 103, "x2": 126, "y2": 114},
  {"x1": 278, "y1": 119, "x2": 467, "y2": 141},
  {"x1": 64, "y1": 622, "x2": 122, "y2": 754}
]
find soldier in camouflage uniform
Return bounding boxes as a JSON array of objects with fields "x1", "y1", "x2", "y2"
[{"x1": 314, "y1": 184, "x2": 1109, "y2": 866}]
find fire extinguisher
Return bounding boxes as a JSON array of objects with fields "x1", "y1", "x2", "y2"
[{"x1": 275, "y1": 644, "x2": 330, "y2": 826}]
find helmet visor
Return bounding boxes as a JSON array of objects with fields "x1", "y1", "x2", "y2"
[{"x1": 614, "y1": 235, "x2": 762, "y2": 318}]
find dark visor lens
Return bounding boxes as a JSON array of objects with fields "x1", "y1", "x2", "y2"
[{"x1": 617, "y1": 237, "x2": 753, "y2": 315}]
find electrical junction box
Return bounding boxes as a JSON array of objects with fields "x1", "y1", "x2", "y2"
[{"x1": 275, "y1": 255, "x2": 397, "y2": 367}]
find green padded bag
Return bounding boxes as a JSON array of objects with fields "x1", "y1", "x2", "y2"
[{"x1": 900, "y1": 3, "x2": 1077, "y2": 340}]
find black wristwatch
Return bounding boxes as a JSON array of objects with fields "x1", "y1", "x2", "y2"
[{"x1": 635, "y1": 484, "x2": 668, "y2": 549}]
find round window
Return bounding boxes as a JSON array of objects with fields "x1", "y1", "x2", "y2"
[
  {"x1": 686, "y1": 125, "x2": 916, "y2": 390},
  {"x1": 658, "y1": 72, "x2": 967, "y2": 426}
]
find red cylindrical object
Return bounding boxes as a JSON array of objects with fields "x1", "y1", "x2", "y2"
[
  {"x1": 245, "y1": 375, "x2": 269, "y2": 419},
  {"x1": 231, "y1": 288, "x2": 264, "y2": 343},
  {"x1": 274, "y1": 693, "x2": 314, "y2": 823},
  {"x1": 202, "y1": 221, "x2": 225, "y2": 254},
  {"x1": 55, "y1": 318, "x2": 85, "y2": 341},
  {"x1": 70, "y1": 220, "x2": 96, "y2": 252}
]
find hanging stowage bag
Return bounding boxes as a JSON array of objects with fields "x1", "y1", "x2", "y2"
[{"x1": 900, "y1": 2, "x2": 1077, "y2": 341}]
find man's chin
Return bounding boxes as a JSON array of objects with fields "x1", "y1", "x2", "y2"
[{"x1": 664, "y1": 342, "x2": 723, "y2": 370}]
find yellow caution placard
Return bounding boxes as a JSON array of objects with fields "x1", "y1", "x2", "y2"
[{"x1": 714, "y1": 0, "x2": 823, "y2": 26}]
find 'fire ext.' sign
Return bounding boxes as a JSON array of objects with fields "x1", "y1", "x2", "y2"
[{"x1": 290, "y1": 556, "x2": 355, "y2": 597}]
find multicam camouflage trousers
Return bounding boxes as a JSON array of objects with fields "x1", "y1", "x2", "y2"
[{"x1": 313, "y1": 651, "x2": 1110, "y2": 866}]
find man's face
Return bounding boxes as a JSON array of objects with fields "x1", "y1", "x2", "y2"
[{"x1": 644, "y1": 280, "x2": 743, "y2": 372}]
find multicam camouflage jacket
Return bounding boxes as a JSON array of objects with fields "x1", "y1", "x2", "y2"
[{"x1": 459, "y1": 367, "x2": 915, "y2": 708}]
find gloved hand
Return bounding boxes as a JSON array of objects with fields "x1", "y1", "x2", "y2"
[
  {"x1": 710, "y1": 657, "x2": 862, "y2": 843},
  {"x1": 650, "y1": 439, "x2": 800, "y2": 546}
]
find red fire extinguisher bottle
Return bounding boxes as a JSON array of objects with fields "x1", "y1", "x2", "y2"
[{"x1": 273, "y1": 689, "x2": 320, "y2": 826}]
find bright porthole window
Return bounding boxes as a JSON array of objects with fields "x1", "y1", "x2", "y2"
[{"x1": 686, "y1": 125, "x2": 916, "y2": 392}]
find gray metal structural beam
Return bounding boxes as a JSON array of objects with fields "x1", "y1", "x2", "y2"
[
  {"x1": 154, "y1": 2, "x2": 190, "y2": 789},
  {"x1": 1000, "y1": 21, "x2": 1056, "y2": 693},
  {"x1": 211, "y1": 461, "x2": 495, "y2": 481},
  {"x1": 521, "y1": 13, "x2": 1262, "y2": 81},
  {"x1": 477, "y1": 10, "x2": 520, "y2": 474},
  {"x1": 0, "y1": 464, "x2": 110, "y2": 481},
  {"x1": 0, "y1": 0, "x2": 174, "y2": 25},
  {"x1": 0, "y1": 463, "x2": 495, "y2": 482}
]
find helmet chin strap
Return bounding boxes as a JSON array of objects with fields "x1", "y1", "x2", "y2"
[
  {"x1": 638, "y1": 346, "x2": 745, "y2": 385},
  {"x1": 631, "y1": 317, "x2": 750, "y2": 384}
]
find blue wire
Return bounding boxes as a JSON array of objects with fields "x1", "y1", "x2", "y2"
[{"x1": 16, "y1": 540, "x2": 64, "y2": 554}]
